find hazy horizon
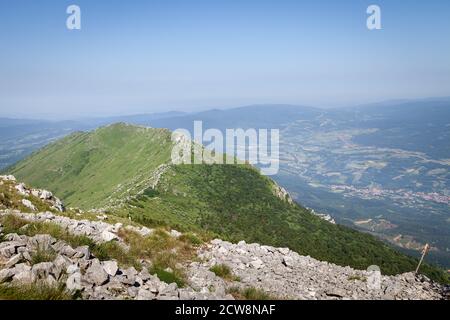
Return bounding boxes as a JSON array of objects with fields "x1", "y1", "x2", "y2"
[{"x1": 1, "y1": 0, "x2": 450, "y2": 119}]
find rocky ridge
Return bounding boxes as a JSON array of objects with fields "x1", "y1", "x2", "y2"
[{"x1": 0, "y1": 209, "x2": 446, "y2": 300}]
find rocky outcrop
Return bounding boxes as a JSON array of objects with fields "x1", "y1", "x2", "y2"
[
  {"x1": 0, "y1": 231, "x2": 232, "y2": 300},
  {"x1": 272, "y1": 184, "x2": 294, "y2": 205},
  {"x1": 0, "y1": 210, "x2": 155, "y2": 246},
  {"x1": 1, "y1": 212, "x2": 446, "y2": 300},
  {"x1": 0, "y1": 175, "x2": 64, "y2": 212},
  {"x1": 191, "y1": 239, "x2": 445, "y2": 300}
]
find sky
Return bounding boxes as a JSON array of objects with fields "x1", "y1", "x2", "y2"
[{"x1": 0, "y1": 0, "x2": 449, "y2": 119}]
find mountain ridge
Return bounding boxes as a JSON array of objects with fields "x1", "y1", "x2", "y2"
[
  {"x1": 5, "y1": 123, "x2": 449, "y2": 283},
  {"x1": 0, "y1": 175, "x2": 446, "y2": 300}
]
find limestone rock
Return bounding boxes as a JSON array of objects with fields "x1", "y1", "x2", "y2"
[
  {"x1": 84, "y1": 260, "x2": 109, "y2": 286},
  {"x1": 102, "y1": 261, "x2": 118, "y2": 276}
]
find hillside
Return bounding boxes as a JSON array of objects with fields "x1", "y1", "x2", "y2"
[
  {"x1": 5, "y1": 123, "x2": 449, "y2": 283},
  {"x1": 0, "y1": 175, "x2": 445, "y2": 300}
]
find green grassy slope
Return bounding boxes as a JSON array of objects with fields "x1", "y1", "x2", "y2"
[
  {"x1": 7, "y1": 123, "x2": 173, "y2": 208},
  {"x1": 6, "y1": 123, "x2": 448, "y2": 283}
]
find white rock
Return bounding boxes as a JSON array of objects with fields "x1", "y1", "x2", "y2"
[
  {"x1": 250, "y1": 258, "x2": 264, "y2": 269},
  {"x1": 282, "y1": 256, "x2": 295, "y2": 268},
  {"x1": 139, "y1": 227, "x2": 153, "y2": 237},
  {"x1": 170, "y1": 230, "x2": 182, "y2": 238},
  {"x1": 66, "y1": 264, "x2": 80, "y2": 275},
  {"x1": 39, "y1": 190, "x2": 53, "y2": 200},
  {"x1": 66, "y1": 272, "x2": 82, "y2": 291},
  {"x1": 5, "y1": 253, "x2": 23, "y2": 268},
  {"x1": 21, "y1": 199, "x2": 36, "y2": 211},
  {"x1": 0, "y1": 175, "x2": 16, "y2": 181},
  {"x1": 101, "y1": 230, "x2": 119, "y2": 242},
  {"x1": 102, "y1": 261, "x2": 119, "y2": 276},
  {"x1": 137, "y1": 288, "x2": 155, "y2": 300},
  {"x1": 15, "y1": 183, "x2": 28, "y2": 195}
]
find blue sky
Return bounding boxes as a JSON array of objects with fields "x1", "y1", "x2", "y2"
[{"x1": 0, "y1": 0, "x2": 449, "y2": 118}]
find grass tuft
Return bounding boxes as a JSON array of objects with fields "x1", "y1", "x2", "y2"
[
  {"x1": 0, "y1": 282, "x2": 73, "y2": 300},
  {"x1": 209, "y1": 264, "x2": 240, "y2": 281},
  {"x1": 31, "y1": 247, "x2": 57, "y2": 265},
  {"x1": 227, "y1": 287, "x2": 275, "y2": 300}
]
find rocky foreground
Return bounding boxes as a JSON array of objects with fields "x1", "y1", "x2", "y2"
[
  {"x1": 0, "y1": 210, "x2": 446, "y2": 300},
  {"x1": 0, "y1": 175, "x2": 447, "y2": 300}
]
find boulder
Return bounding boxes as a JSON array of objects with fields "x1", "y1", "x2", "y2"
[
  {"x1": 31, "y1": 262, "x2": 54, "y2": 280},
  {"x1": 39, "y1": 190, "x2": 53, "y2": 200},
  {"x1": 66, "y1": 264, "x2": 80, "y2": 275},
  {"x1": 101, "y1": 230, "x2": 119, "y2": 242},
  {"x1": 139, "y1": 227, "x2": 153, "y2": 237},
  {"x1": 120, "y1": 267, "x2": 138, "y2": 285},
  {"x1": 15, "y1": 183, "x2": 28, "y2": 195},
  {"x1": 102, "y1": 261, "x2": 118, "y2": 276},
  {"x1": 74, "y1": 246, "x2": 90, "y2": 259},
  {"x1": 12, "y1": 269, "x2": 33, "y2": 284},
  {"x1": 0, "y1": 268, "x2": 14, "y2": 282},
  {"x1": 5, "y1": 253, "x2": 23, "y2": 268},
  {"x1": 21, "y1": 199, "x2": 36, "y2": 211},
  {"x1": 137, "y1": 288, "x2": 155, "y2": 300},
  {"x1": 84, "y1": 259, "x2": 109, "y2": 286},
  {"x1": 0, "y1": 245, "x2": 17, "y2": 258},
  {"x1": 66, "y1": 272, "x2": 83, "y2": 291}
]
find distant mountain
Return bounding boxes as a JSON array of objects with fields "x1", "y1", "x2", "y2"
[
  {"x1": 146, "y1": 104, "x2": 323, "y2": 132},
  {"x1": 5, "y1": 123, "x2": 447, "y2": 282}
]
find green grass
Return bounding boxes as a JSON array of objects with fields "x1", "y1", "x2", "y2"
[
  {"x1": 227, "y1": 287, "x2": 275, "y2": 300},
  {"x1": 0, "y1": 282, "x2": 74, "y2": 300},
  {"x1": 209, "y1": 264, "x2": 240, "y2": 282},
  {"x1": 149, "y1": 265, "x2": 186, "y2": 287},
  {"x1": 7, "y1": 124, "x2": 174, "y2": 209},
  {"x1": 6, "y1": 123, "x2": 449, "y2": 284},
  {"x1": 31, "y1": 247, "x2": 57, "y2": 265},
  {"x1": 179, "y1": 232, "x2": 204, "y2": 246},
  {"x1": 117, "y1": 228, "x2": 196, "y2": 285}
]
